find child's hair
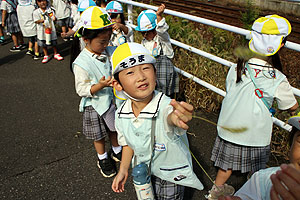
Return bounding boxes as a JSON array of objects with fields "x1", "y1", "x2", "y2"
[
  {"x1": 71, "y1": 0, "x2": 78, "y2": 4},
  {"x1": 289, "y1": 127, "x2": 298, "y2": 147},
  {"x1": 95, "y1": 0, "x2": 110, "y2": 7},
  {"x1": 36, "y1": 0, "x2": 48, "y2": 6},
  {"x1": 70, "y1": 27, "x2": 112, "y2": 72}
]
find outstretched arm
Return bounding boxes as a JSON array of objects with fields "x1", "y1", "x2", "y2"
[
  {"x1": 167, "y1": 99, "x2": 193, "y2": 130},
  {"x1": 112, "y1": 145, "x2": 134, "y2": 193},
  {"x1": 156, "y1": 4, "x2": 165, "y2": 23}
]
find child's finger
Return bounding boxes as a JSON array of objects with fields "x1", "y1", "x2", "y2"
[
  {"x1": 270, "y1": 173, "x2": 296, "y2": 200},
  {"x1": 275, "y1": 166, "x2": 300, "y2": 199},
  {"x1": 280, "y1": 164, "x2": 300, "y2": 183},
  {"x1": 270, "y1": 186, "x2": 281, "y2": 200}
]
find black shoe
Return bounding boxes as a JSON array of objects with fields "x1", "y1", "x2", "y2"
[
  {"x1": 10, "y1": 46, "x2": 21, "y2": 52},
  {"x1": 97, "y1": 157, "x2": 116, "y2": 178},
  {"x1": 19, "y1": 44, "x2": 27, "y2": 50},
  {"x1": 111, "y1": 150, "x2": 122, "y2": 162},
  {"x1": 33, "y1": 54, "x2": 41, "y2": 60},
  {"x1": 26, "y1": 50, "x2": 34, "y2": 56}
]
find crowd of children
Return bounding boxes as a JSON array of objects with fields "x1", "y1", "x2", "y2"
[{"x1": 2, "y1": 0, "x2": 299, "y2": 199}]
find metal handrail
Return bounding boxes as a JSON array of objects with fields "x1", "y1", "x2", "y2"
[{"x1": 121, "y1": 0, "x2": 297, "y2": 131}]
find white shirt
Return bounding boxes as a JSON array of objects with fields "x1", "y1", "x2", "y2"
[
  {"x1": 1, "y1": 0, "x2": 17, "y2": 13},
  {"x1": 52, "y1": 0, "x2": 70, "y2": 20},
  {"x1": 141, "y1": 17, "x2": 174, "y2": 59},
  {"x1": 33, "y1": 7, "x2": 57, "y2": 41}
]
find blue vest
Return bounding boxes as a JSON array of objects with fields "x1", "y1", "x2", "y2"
[
  {"x1": 73, "y1": 47, "x2": 116, "y2": 115},
  {"x1": 116, "y1": 92, "x2": 203, "y2": 190}
]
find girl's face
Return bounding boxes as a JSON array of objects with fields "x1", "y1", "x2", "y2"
[
  {"x1": 37, "y1": 0, "x2": 47, "y2": 9},
  {"x1": 290, "y1": 131, "x2": 300, "y2": 170},
  {"x1": 118, "y1": 64, "x2": 156, "y2": 102},
  {"x1": 84, "y1": 30, "x2": 112, "y2": 55},
  {"x1": 110, "y1": 13, "x2": 122, "y2": 24}
]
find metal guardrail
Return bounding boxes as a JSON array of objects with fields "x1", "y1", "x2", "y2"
[{"x1": 121, "y1": 0, "x2": 298, "y2": 131}]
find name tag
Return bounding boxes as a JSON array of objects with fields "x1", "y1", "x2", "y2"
[{"x1": 154, "y1": 143, "x2": 166, "y2": 151}]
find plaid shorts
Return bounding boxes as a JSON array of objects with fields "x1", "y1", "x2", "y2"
[
  {"x1": 151, "y1": 175, "x2": 185, "y2": 200},
  {"x1": 6, "y1": 12, "x2": 21, "y2": 33},
  {"x1": 211, "y1": 136, "x2": 270, "y2": 173},
  {"x1": 82, "y1": 106, "x2": 115, "y2": 141},
  {"x1": 155, "y1": 55, "x2": 179, "y2": 96}
]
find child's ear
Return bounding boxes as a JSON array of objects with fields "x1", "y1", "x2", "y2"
[{"x1": 112, "y1": 79, "x2": 123, "y2": 91}]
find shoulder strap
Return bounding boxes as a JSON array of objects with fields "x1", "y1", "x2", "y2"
[
  {"x1": 245, "y1": 63, "x2": 271, "y2": 110},
  {"x1": 5, "y1": 0, "x2": 17, "y2": 10}
]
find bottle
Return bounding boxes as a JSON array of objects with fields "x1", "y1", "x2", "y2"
[{"x1": 132, "y1": 163, "x2": 154, "y2": 200}]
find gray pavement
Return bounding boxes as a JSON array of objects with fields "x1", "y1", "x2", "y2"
[{"x1": 0, "y1": 38, "x2": 246, "y2": 199}]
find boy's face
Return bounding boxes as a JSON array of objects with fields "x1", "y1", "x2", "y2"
[
  {"x1": 84, "y1": 29, "x2": 112, "y2": 56},
  {"x1": 37, "y1": 0, "x2": 47, "y2": 9},
  {"x1": 290, "y1": 131, "x2": 300, "y2": 170},
  {"x1": 115, "y1": 63, "x2": 156, "y2": 101},
  {"x1": 110, "y1": 13, "x2": 122, "y2": 24}
]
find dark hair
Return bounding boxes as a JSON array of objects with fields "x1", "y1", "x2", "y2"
[
  {"x1": 289, "y1": 127, "x2": 299, "y2": 147},
  {"x1": 95, "y1": 0, "x2": 111, "y2": 7},
  {"x1": 36, "y1": 0, "x2": 48, "y2": 6},
  {"x1": 110, "y1": 13, "x2": 126, "y2": 25},
  {"x1": 71, "y1": 0, "x2": 78, "y2": 5},
  {"x1": 70, "y1": 27, "x2": 112, "y2": 72},
  {"x1": 236, "y1": 37, "x2": 288, "y2": 83}
]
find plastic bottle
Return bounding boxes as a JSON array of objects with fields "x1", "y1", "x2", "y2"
[{"x1": 132, "y1": 163, "x2": 154, "y2": 200}]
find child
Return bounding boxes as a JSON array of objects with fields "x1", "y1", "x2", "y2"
[
  {"x1": 72, "y1": 6, "x2": 122, "y2": 178},
  {"x1": 111, "y1": 42, "x2": 203, "y2": 199},
  {"x1": 52, "y1": 0, "x2": 71, "y2": 41},
  {"x1": 105, "y1": 1, "x2": 133, "y2": 46},
  {"x1": 1, "y1": 0, "x2": 25, "y2": 52},
  {"x1": 17, "y1": 0, "x2": 40, "y2": 59},
  {"x1": 135, "y1": 4, "x2": 179, "y2": 99},
  {"x1": 33, "y1": 0, "x2": 63, "y2": 63},
  {"x1": 219, "y1": 112, "x2": 300, "y2": 200},
  {"x1": 68, "y1": 0, "x2": 80, "y2": 39},
  {"x1": 0, "y1": 0, "x2": 4, "y2": 44},
  {"x1": 208, "y1": 15, "x2": 299, "y2": 200}
]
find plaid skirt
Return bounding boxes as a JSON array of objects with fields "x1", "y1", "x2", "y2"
[
  {"x1": 82, "y1": 105, "x2": 116, "y2": 141},
  {"x1": 151, "y1": 175, "x2": 185, "y2": 200},
  {"x1": 6, "y1": 12, "x2": 21, "y2": 33},
  {"x1": 211, "y1": 136, "x2": 270, "y2": 173},
  {"x1": 155, "y1": 55, "x2": 179, "y2": 96}
]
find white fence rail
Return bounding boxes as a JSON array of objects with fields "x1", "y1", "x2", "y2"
[{"x1": 120, "y1": 0, "x2": 300, "y2": 131}]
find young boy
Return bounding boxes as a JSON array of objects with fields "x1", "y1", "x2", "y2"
[
  {"x1": 219, "y1": 112, "x2": 300, "y2": 200},
  {"x1": 111, "y1": 43, "x2": 203, "y2": 199}
]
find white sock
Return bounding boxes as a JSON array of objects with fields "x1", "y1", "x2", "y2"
[
  {"x1": 97, "y1": 152, "x2": 108, "y2": 160},
  {"x1": 112, "y1": 146, "x2": 122, "y2": 154}
]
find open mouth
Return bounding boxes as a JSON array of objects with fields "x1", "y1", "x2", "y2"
[{"x1": 138, "y1": 83, "x2": 149, "y2": 90}]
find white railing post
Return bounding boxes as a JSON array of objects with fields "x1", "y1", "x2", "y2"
[{"x1": 127, "y1": 0, "x2": 134, "y2": 42}]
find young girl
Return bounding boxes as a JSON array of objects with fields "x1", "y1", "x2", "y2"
[
  {"x1": 17, "y1": 0, "x2": 40, "y2": 59},
  {"x1": 105, "y1": 1, "x2": 133, "y2": 46},
  {"x1": 135, "y1": 4, "x2": 179, "y2": 99},
  {"x1": 1, "y1": 0, "x2": 25, "y2": 52},
  {"x1": 111, "y1": 42, "x2": 203, "y2": 199},
  {"x1": 208, "y1": 15, "x2": 299, "y2": 200},
  {"x1": 72, "y1": 6, "x2": 122, "y2": 178},
  {"x1": 33, "y1": 0, "x2": 63, "y2": 63}
]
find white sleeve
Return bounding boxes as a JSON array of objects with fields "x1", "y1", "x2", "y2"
[
  {"x1": 73, "y1": 64, "x2": 93, "y2": 97},
  {"x1": 1, "y1": 1, "x2": 8, "y2": 10},
  {"x1": 163, "y1": 104, "x2": 186, "y2": 138},
  {"x1": 124, "y1": 25, "x2": 133, "y2": 37},
  {"x1": 115, "y1": 119, "x2": 128, "y2": 146},
  {"x1": 274, "y1": 78, "x2": 297, "y2": 110},
  {"x1": 235, "y1": 172, "x2": 262, "y2": 200},
  {"x1": 155, "y1": 17, "x2": 170, "y2": 42}
]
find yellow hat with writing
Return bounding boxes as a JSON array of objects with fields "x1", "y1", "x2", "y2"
[
  {"x1": 75, "y1": 6, "x2": 114, "y2": 36},
  {"x1": 111, "y1": 42, "x2": 156, "y2": 100},
  {"x1": 249, "y1": 15, "x2": 291, "y2": 56}
]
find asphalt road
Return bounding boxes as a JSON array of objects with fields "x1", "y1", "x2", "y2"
[{"x1": 0, "y1": 38, "x2": 246, "y2": 200}]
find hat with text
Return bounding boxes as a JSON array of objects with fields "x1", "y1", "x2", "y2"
[
  {"x1": 135, "y1": 10, "x2": 157, "y2": 32},
  {"x1": 288, "y1": 112, "x2": 300, "y2": 131},
  {"x1": 111, "y1": 42, "x2": 156, "y2": 100},
  {"x1": 249, "y1": 15, "x2": 291, "y2": 56},
  {"x1": 77, "y1": 0, "x2": 96, "y2": 12},
  {"x1": 75, "y1": 6, "x2": 114, "y2": 36},
  {"x1": 106, "y1": 1, "x2": 123, "y2": 13}
]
